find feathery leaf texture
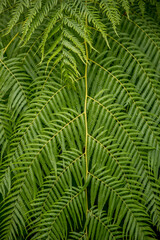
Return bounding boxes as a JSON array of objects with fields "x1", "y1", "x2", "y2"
[{"x1": 0, "y1": 1, "x2": 160, "y2": 240}]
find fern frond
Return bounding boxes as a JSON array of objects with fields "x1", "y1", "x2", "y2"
[
  {"x1": 98, "y1": 0, "x2": 121, "y2": 33},
  {"x1": 6, "y1": 0, "x2": 30, "y2": 34},
  {"x1": 87, "y1": 207, "x2": 123, "y2": 240},
  {"x1": 0, "y1": 97, "x2": 11, "y2": 159},
  {"x1": 0, "y1": 58, "x2": 30, "y2": 121},
  {"x1": 30, "y1": 187, "x2": 86, "y2": 240},
  {"x1": 0, "y1": 2, "x2": 160, "y2": 240},
  {"x1": 89, "y1": 169, "x2": 156, "y2": 239},
  {"x1": 27, "y1": 150, "x2": 85, "y2": 228},
  {"x1": 68, "y1": 231, "x2": 86, "y2": 240}
]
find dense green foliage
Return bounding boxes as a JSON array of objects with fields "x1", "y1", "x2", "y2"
[{"x1": 0, "y1": 0, "x2": 160, "y2": 239}]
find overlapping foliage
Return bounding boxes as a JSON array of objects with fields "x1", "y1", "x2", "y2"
[{"x1": 0, "y1": 0, "x2": 160, "y2": 239}]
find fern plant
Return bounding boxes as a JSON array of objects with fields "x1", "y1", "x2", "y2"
[{"x1": 0, "y1": 1, "x2": 160, "y2": 239}]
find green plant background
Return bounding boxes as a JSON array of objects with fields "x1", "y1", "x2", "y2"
[{"x1": 0, "y1": 1, "x2": 160, "y2": 239}]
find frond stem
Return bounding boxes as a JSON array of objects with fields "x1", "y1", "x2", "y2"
[
  {"x1": 3, "y1": 32, "x2": 19, "y2": 54},
  {"x1": 84, "y1": 2, "x2": 89, "y2": 237}
]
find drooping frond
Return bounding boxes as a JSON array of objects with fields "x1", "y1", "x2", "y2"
[
  {"x1": 0, "y1": 2, "x2": 160, "y2": 240},
  {"x1": 0, "y1": 57, "x2": 30, "y2": 121},
  {"x1": 3, "y1": 0, "x2": 158, "y2": 83},
  {"x1": 29, "y1": 187, "x2": 86, "y2": 240},
  {"x1": 0, "y1": 97, "x2": 11, "y2": 159},
  {"x1": 86, "y1": 207, "x2": 123, "y2": 240},
  {"x1": 88, "y1": 169, "x2": 155, "y2": 238}
]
